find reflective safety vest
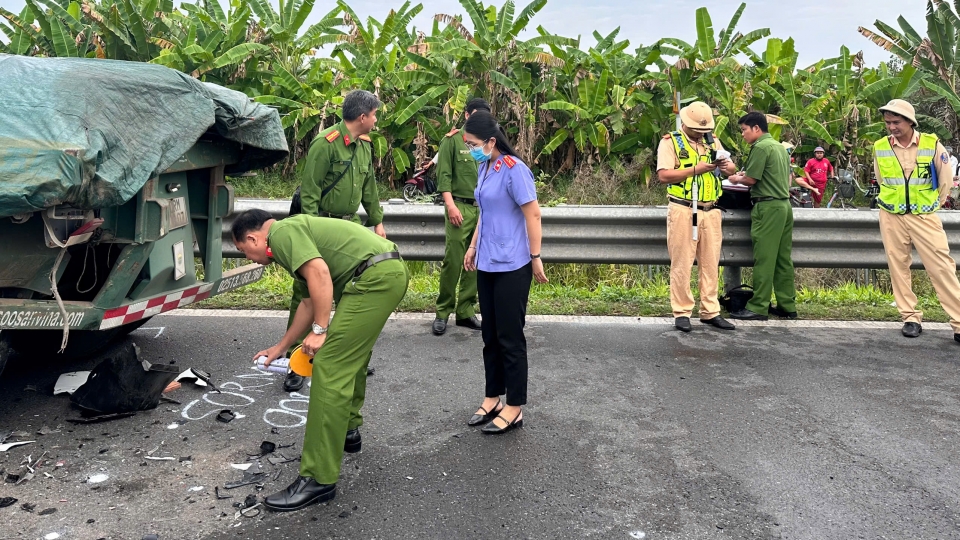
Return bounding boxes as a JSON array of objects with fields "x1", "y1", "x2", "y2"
[
  {"x1": 874, "y1": 133, "x2": 940, "y2": 214},
  {"x1": 665, "y1": 131, "x2": 721, "y2": 203}
]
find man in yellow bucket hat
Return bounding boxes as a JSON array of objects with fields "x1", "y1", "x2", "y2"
[
  {"x1": 231, "y1": 209, "x2": 408, "y2": 512},
  {"x1": 657, "y1": 101, "x2": 738, "y2": 332},
  {"x1": 873, "y1": 98, "x2": 960, "y2": 342}
]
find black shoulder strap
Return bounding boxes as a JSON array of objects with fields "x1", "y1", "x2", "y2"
[{"x1": 321, "y1": 143, "x2": 360, "y2": 198}]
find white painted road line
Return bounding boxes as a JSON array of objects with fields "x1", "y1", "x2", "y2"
[{"x1": 166, "y1": 309, "x2": 955, "y2": 331}]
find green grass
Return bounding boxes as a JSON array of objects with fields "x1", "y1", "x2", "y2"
[{"x1": 194, "y1": 261, "x2": 952, "y2": 323}]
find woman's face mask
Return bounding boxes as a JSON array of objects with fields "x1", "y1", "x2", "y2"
[{"x1": 469, "y1": 139, "x2": 492, "y2": 162}]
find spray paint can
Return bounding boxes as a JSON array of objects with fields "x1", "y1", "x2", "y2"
[{"x1": 255, "y1": 356, "x2": 290, "y2": 374}]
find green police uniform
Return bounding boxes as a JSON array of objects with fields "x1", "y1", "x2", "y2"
[
  {"x1": 268, "y1": 215, "x2": 408, "y2": 485},
  {"x1": 743, "y1": 133, "x2": 797, "y2": 314},
  {"x1": 435, "y1": 128, "x2": 480, "y2": 321},
  {"x1": 288, "y1": 121, "x2": 386, "y2": 343}
]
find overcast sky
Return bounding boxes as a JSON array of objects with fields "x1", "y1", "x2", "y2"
[{"x1": 0, "y1": 0, "x2": 928, "y2": 67}]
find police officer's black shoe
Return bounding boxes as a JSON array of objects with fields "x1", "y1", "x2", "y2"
[
  {"x1": 455, "y1": 316, "x2": 482, "y2": 330},
  {"x1": 432, "y1": 317, "x2": 448, "y2": 335},
  {"x1": 700, "y1": 316, "x2": 735, "y2": 330},
  {"x1": 768, "y1": 305, "x2": 798, "y2": 319},
  {"x1": 344, "y1": 428, "x2": 361, "y2": 453},
  {"x1": 263, "y1": 476, "x2": 336, "y2": 512},
  {"x1": 283, "y1": 371, "x2": 305, "y2": 392},
  {"x1": 674, "y1": 317, "x2": 692, "y2": 332},
  {"x1": 902, "y1": 322, "x2": 922, "y2": 338},
  {"x1": 729, "y1": 309, "x2": 768, "y2": 321},
  {"x1": 954, "y1": 333, "x2": 960, "y2": 344}
]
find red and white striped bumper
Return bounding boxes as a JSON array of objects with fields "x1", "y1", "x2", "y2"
[{"x1": 99, "y1": 284, "x2": 214, "y2": 330}]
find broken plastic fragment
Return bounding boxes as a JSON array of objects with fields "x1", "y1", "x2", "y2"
[
  {"x1": 216, "y1": 410, "x2": 235, "y2": 423},
  {"x1": 0, "y1": 497, "x2": 16, "y2": 508},
  {"x1": 223, "y1": 472, "x2": 266, "y2": 489},
  {"x1": 0, "y1": 441, "x2": 34, "y2": 452},
  {"x1": 230, "y1": 463, "x2": 252, "y2": 471},
  {"x1": 175, "y1": 369, "x2": 208, "y2": 387},
  {"x1": 53, "y1": 372, "x2": 90, "y2": 395},
  {"x1": 87, "y1": 474, "x2": 109, "y2": 484}
]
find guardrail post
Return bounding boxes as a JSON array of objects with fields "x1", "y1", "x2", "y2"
[{"x1": 723, "y1": 266, "x2": 742, "y2": 293}]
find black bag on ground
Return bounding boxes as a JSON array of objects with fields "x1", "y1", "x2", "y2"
[
  {"x1": 71, "y1": 342, "x2": 180, "y2": 416},
  {"x1": 719, "y1": 284, "x2": 754, "y2": 313}
]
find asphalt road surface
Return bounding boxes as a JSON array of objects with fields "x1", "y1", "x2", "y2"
[{"x1": 2, "y1": 311, "x2": 960, "y2": 540}]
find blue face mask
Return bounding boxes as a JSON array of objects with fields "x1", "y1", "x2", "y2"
[{"x1": 470, "y1": 142, "x2": 491, "y2": 162}]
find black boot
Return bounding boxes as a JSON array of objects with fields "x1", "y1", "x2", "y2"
[
  {"x1": 283, "y1": 371, "x2": 305, "y2": 392},
  {"x1": 344, "y1": 428, "x2": 361, "y2": 453}
]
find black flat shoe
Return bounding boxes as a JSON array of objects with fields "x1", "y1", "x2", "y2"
[
  {"x1": 467, "y1": 399, "x2": 503, "y2": 426},
  {"x1": 344, "y1": 428, "x2": 361, "y2": 453},
  {"x1": 481, "y1": 410, "x2": 523, "y2": 434},
  {"x1": 283, "y1": 371, "x2": 305, "y2": 392},
  {"x1": 263, "y1": 476, "x2": 336, "y2": 512},
  {"x1": 432, "y1": 317, "x2": 448, "y2": 335},
  {"x1": 675, "y1": 316, "x2": 692, "y2": 332},
  {"x1": 455, "y1": 316, "x2": 482, "y2": 330},
  {"x1": 729, "y1": 309, "x2": 768, "y2": 321},
  {"x1": 768, "y1": 305, "x2": 798, "y2": 319},
  {"x1": 700, "y1": 316, "x2": 735, "y2": 330},
  {"x1": 902, "y1": 322, "x2": 922, "y2": 338}
]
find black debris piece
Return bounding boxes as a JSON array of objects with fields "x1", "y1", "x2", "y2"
[
  {"x1": 71, "y1": 342, "x2": 179, "y2": 416},
  {"x1": 189, "y1": 369, "x2": 221, "y2": 393},
  {"x1": 270, "y1": 427, "x2": 280, "y2": 435},
  {"x1": 38, "y1": 507, "x2": 57, "y2": 516},
  {"x1": 20, "y1": 503, "x2": 35, "y2": 512},
  {"x1": 215, "y1": 410, "x2": 235, "y2": 424},
  {"x1": 178, "y1": 456, "x2": 192, "y2": 462},
  {"x1": 214, "y1": 487, "x2": 232, "y2": 500},
  {"x1": 223, "y1": 472, "x2": 266, "y2": 490},
  {"x1": 0, "y1": 497, "x2": 16, "y2": 508},
  {"x1": 5, "y1": 474, "x2": 19, "y2": 484},
  {"x1": 67, "y1": 412, "x2": 136, "y2": 424},
  {"x1": 338, "y1": 511, "x2": 350, "y2": 518},
  {"x1": 258, "y1": 441, "x2": 276, "y2": 455},
  {"x1": 242, "y1": 494, "x2": 258, "y2": 509},
  {"x1": 87, "y1": 519, "x2": 96, "y2": 524}
]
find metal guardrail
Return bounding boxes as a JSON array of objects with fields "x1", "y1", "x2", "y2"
[{"x1": 217, "y1": 199, "x2": 960, "y2": 270}]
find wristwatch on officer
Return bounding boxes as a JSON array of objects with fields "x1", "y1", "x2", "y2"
[{"x1": 311, "y1": 322, "x2": 327, "y2": 336}]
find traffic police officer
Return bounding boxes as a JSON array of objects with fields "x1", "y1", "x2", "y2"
[
  {"x1": 284, "y1": 89, "x2": 386, "y2": 392},
  {"x1": 231, "y1": 209, "x2": 408, "y2": 512},
  {"x1": 430, "y1": 98, "x2": 491, "y2": 335},
  {"x1": 656, "y1": 101, "x2": 738, "y2": 332},
  {"x1": 872, "y1": 99, "x2": 960, "y2": 341}
]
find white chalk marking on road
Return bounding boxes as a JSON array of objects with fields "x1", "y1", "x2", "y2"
[
  {"x1": 87, "y1": 474, "x2": 109, "y2": 483},
  {"x1": 165, "y1": 309, "x2": 954, "y2": 330},
  {"x1": 136, "y1": 326, "x2": 166, "y2": 338}
]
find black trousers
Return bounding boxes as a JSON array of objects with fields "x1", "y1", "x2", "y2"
[{"x1": 477, "y1": 263, "x2": 532, "y2": 406}]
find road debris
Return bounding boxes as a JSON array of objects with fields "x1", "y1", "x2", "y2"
[
  {"x1": 71, "y1": 343, "x2": 180, "y2": 415},
  {"x1": 144, "y1": 456, "x2": 175, "y2": 461},
  {"x1": 214, "y1": 487, "x2": 232, "y2": 500},
  {"x1": 230, "y1": 463, "x2": 252, "y2": 471},
  {"x1": 0, "y1": 497, "x2": 16, "y2": 508},
  {"x1": 223, "y1": 471, "x2": 266, "y2": 489},
  {"x1": 87, "y1": 474, "x2": 109, "y2": 484},
  {"x1": 66, "y1": 412, "x2": 136, "y2": 424},
  {"x1": 53, "y1": 371, "x2": 91, "y2": 395},
  {"x1": 38, "y1": 507, "x2": 57, "y2": 515},
  {"x1": 0, "y1": 440, "x2": 34, "y2": 452},
  {"x1": 216, "y1": 410, "x2": 235, "y2": 423}
]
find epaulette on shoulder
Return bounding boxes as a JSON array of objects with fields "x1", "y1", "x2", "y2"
[
  {"x1": 503, "y1": 155, "x2": 517, "y2": 168},
  {"x1": 324, "y1": 130, "x2": 341, "y2": 143},
  {"x1": 445, "y1": 128, "x2": 460, "y2": 138},
  {"x1": 662, "y1": 133, "x2": 672, "y2": 140},
  {"x1": 358, "y1": 134, "x2": 372, "y2": 143}
]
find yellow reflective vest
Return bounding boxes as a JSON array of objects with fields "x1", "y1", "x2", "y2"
[
  {"x1": 874, "y1": 134, "x2": 940, "y2": 214},
  {"x1": 665, "y1": 131, "x2": 721, "y2": 203}
]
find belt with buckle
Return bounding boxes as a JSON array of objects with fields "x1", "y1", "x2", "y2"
[
  {"x1": 354, "y1": 251, "x2": 402, "y2": 278},
  {"x1": 668, "y1": 197, "x2": 718, "y2": 211},
  {"x1": 452, "y1": 196, "x2": 477, "y2": 206},
  {"x1": 319, "y1": 211, "x2": 355, "y2": 220},
  {"x1": 750, "y1": 196, "x2": 779, "y2": 204}
]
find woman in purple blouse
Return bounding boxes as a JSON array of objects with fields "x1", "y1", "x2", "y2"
[{"x1": 462, "y1": 111, "x2": 548, "y2": 434}]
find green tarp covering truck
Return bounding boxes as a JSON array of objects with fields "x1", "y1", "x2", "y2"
[{"x1": 0, "y1": 55, "x2": 289, "y2": 374}]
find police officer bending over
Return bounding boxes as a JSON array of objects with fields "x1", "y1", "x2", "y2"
[{"x1": 232, "y1": 209, "x2": 408, "y2": 512}]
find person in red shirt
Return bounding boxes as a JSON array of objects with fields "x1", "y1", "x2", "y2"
[{"x1": 803, "y1": 146, "x2": 835, "y2": 207}]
